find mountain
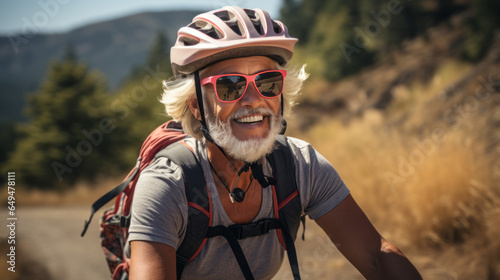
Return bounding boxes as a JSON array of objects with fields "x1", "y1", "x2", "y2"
[{"x1": 0, "y1": 10, "x2": 202, "y2": 122}]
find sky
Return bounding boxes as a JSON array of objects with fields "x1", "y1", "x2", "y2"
[{"x1": 0, "y1": 0, "x2": 283, "y2": 35}]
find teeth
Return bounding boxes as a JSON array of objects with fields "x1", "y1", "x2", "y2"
[{"x1": 236, "y1": 115, "x2": 264, "y2": 123}]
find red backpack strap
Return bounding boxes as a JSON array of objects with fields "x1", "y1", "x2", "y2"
[
  {"x1": 267, "y1": 135, "x2": 302, "y2": 280},
  {"x1": 121, "y1": 121, "x2": 187, "y2": 217},
  {"x1": 154, "y1": 142, "x2": 211, "y2": 280},
  {"x1": 81, "y1": 120, "x2": 187, "y2": 237},
  {"x1": 267, "y1": 135, "x2": 302, "y2": 242}
]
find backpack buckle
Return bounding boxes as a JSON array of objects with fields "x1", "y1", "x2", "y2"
[
  {"x1": 229, "y1": 218, "x2": 275, "y2": 239},
  {"x1": 120, "y1": 215, "x2": 131, "y2": 228}
]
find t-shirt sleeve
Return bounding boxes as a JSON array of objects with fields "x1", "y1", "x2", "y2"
[
  {"x1": 128, "y1": 157, "x2": 188, "y2": 249},
  {"x1": 288, "y1": 137, "x2": 350, "y2": 220}
]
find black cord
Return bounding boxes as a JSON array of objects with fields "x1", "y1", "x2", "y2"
[
  {"x1": 208, "y1": 159, "x2": 253, "y2": 203},
  {"x1": 208, "y1": 159, "x2": 231, "y2": 193}
]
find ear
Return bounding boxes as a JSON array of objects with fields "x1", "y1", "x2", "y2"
[{"x1": 188, "y1": 97, "x2": 202, "y2": 121}]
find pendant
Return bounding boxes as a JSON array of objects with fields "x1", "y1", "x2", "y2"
[{"x1": 230, "y1": 188, "x2": 246, "y2": 203}]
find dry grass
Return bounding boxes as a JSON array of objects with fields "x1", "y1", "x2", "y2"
[
  {"x1": 300, "y1": 115, "x2": 499, "y2": 278},
  {"x1": 387, "y1": 59, "x2": 472, "y2": 119},
  {"x1": 295, "y1": 58, "x2": 500, "y2": 278}
]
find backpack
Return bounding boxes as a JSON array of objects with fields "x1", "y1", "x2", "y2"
[{"x1": 81, "y1": 120, "x2": 304, "y2": 280}]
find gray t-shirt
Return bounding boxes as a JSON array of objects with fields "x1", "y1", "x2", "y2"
[{"x1": 128, "y1": 137, "x2": 350, "y2": 279}]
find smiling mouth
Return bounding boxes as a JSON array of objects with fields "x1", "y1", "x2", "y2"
[{"x1": 234, "y1": 114, "x2": 266, "y2": 124}]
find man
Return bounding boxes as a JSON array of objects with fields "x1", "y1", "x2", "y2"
[{"x1": 128, "y1": 6, "x2": 421, "y2": 280}]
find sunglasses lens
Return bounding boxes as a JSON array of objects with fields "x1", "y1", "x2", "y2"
[
  {"x1": 255, "y1": 71, "x2": 284, "y2": 97},
  {"x1": 216, "y1": 76, "x2": 246, "y2": 101}
]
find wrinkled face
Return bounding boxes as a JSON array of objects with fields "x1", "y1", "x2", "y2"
[{"x1": 191, "y1": 56, "x2": 284, "y2": 162}]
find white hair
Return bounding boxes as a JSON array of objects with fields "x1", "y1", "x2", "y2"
[{"x1": 160, "y1": 64, "x2": 309, "y2": 140}]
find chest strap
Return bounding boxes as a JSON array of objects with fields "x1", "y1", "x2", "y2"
[{"x1": 206, "y1": 218, "x2": 299, "y2": 280}]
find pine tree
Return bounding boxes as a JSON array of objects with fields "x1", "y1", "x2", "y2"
[
  {"x1": 111, "y1": 31, "x2": 173, "y2": 161},
  {"x1": 462, "y1": 0, "x2": 500, "y2": 61},
  {"x1": 3, "y1": 45, "x2": 118, "y2": 188},
  {"x1": 280, "y1": 0, "x2": 494, "y2": 81}
]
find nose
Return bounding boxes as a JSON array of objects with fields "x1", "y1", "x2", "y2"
[{"x1": 239, "y1": 81, "x2": 263, "y2": 107}]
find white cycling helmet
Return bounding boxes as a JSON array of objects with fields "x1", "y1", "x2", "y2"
[{"x1": 171, "y1": 6, "x2": 297, "y2": 75}]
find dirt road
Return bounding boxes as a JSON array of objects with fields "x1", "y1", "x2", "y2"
[
  {"x1": 0, "y1": 207, "x2": 363, "y2": 280},
  {"x1": 0, "y1": 207, "x2": 110, "y2": 280}
]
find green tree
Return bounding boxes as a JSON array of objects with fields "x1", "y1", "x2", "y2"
[
  {"x1": 462, "y1": 0, "x2": 500, "y2": 61},
  {"x1": 3, "y1": 46, "x2": 120, "y2": 188},
  {"x1": 111, "y1": 31, "x2": 173, "y2": 161},
  {"x1": 281, "y1": 0, "x2": 334, "y2": 45},
  {"x1": 280, "y1": 0, "x2": 484, "y2": 81},
  {"x1": 0, "y1": 121, "x2": 17, "y2": 163}
]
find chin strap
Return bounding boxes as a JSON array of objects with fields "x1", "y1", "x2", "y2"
[
  {"x1": 280, "y1": 119, "x2": 287, "y2": 135},
  {"x1": 279, "y1": 91, "x2": 287, "y2": 135},
  {"x1": 249, "y1": 161, "x2": 276, "y2": 189},
  {"x1": 194, "y1": 70, "x2": 215, "y2": 143},
  {"x1": 201, "y1": 125, "x2": 214, "y2": 143}
]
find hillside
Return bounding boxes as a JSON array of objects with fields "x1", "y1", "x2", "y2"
[
  {"x1": 288, "y1": 11, "x2": 500, "y2": 279},
  {"x1": 293, "y1": 10, "x2": 500, "y2": 154},
  {"x1": 0, "y1": 10, "x2": 201, "y2": 122},
  {"x1": 294, "y1": 12, "x2": 499, "y2": 130}
]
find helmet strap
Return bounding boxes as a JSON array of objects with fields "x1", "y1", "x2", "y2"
[
  {"x1": 194, "y1": 70, "x2": 215, "y2": 143},
  {"x1": 280, "y1": 119, "x2": 287, "y2": 135},
  {"x1": 279, "y1": 96, "x2": 287, "y2": 135},
  {"x1": 249, "y1": 160, "x2": 276, "y2": 189}
]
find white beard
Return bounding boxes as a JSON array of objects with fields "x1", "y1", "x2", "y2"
[{"x1": 206, "y1": 107, "x2": 284, "y2": 163}]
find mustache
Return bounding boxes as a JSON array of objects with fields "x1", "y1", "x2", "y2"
[{"x1": 230, "y1": 107, "x2": 275, "y2": 120}]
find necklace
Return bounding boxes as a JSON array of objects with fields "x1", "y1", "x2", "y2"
[
  {"x1": 208, "y1": 160, "x2": 254, "y2": 203},
  {"x1": 230, "y1": 176, "x2": 254, "y2": 203}
]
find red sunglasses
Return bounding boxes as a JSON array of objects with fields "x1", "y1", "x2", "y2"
[{"x1": 201, "y1": 70, "x2": 287, "y2": 103}]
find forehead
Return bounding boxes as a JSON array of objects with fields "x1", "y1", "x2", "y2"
[{"x1": 200, "y1": 56, "x2": 278, "y2": 77}]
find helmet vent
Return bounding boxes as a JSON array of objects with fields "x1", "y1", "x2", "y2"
[
  {"x1": 179, "y1": 36, "x2": 199, "y2": 46},
  {"x1": 214, "y1": 10, "x2": 230, "y2": 21},
  {"x1": 244, "y1": 9, "x2": 264, "y2": 35},
  {"x1": 188, "y1": 20, "x2": 223, "y2": 39},
  {"x1": 272, "y1": 21, "x2": 283, "y2": 34},
  {"x1": 214, "y1": 10, "x2": 243, "y2": 36}
]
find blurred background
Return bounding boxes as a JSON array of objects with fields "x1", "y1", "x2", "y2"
[{"x1": 1, "y1": 0, "x2": 499, "y2": 279}]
